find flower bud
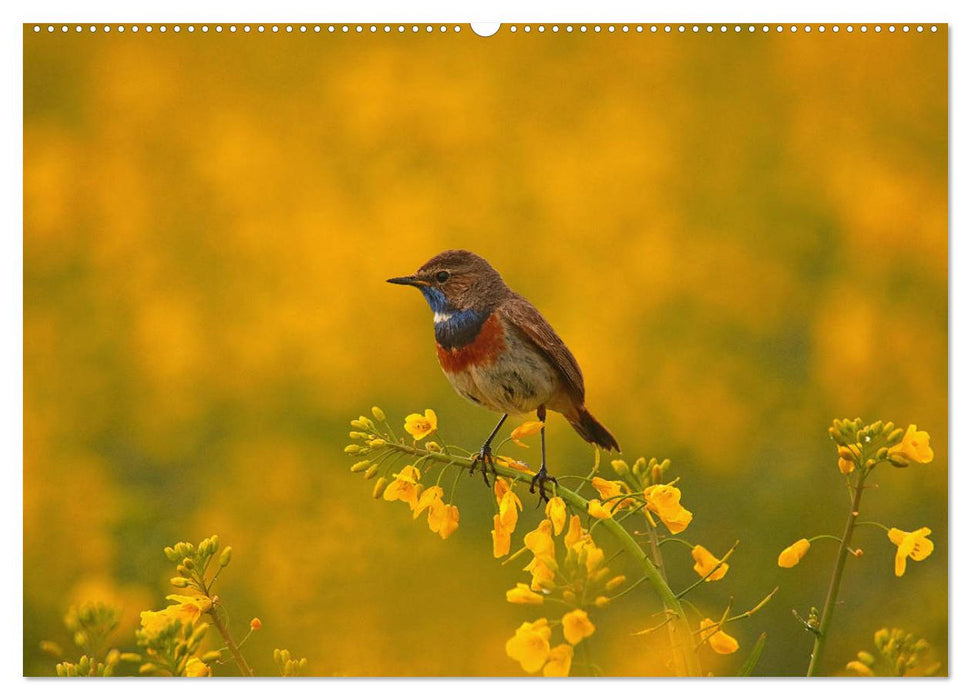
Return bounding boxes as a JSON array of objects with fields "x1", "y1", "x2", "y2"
[
  {"x1": 371, "y1": 406, "x2": 386, "y2": 422},
  {"x1": 170, "y1": 577, "x2": 191, "y2": 588},
  {"x1": 875, "y1": 628, "x2": 891, "y2": 649},
  {"x1": 857, "y1": 651, "x2": 875, "y2": 666},
  {"x1": 344, "y1": 444, "x2": 363, "y2": 454},
  {"x1": 201, "y1": 651, "x2": 222, "y2": 663},
  {"x1": 605, "y1": 575, "x2": 626, "y2": 591},
  {"x1": 368, "y1": 438, "x2": 386, "y2": 447},
  {"x1": 372, "y1": 476, "x2": 390, "y2": 499},
  {"x1": 120, "y1": 652, "x2": 142, "y2": 663},
  {"x1": 594, "y1": 595, "x2": 610, "y2": 608},
  {"x1": 886, "y1": 428, "x2": 904, "y2": 445},
  {"x1": 889, "y1": 453, "x2": 910, "y2": 468},
  {"x1": 610, "y1": 459, "x2": 630, "y2": 477},
  {"x1": 163, "y1": 546, "x2": 179, "y2": 562},
  {"x1": 876, "y1": 447, "x2": 889, "y2": 460},
  {"x1": 425, "y1": 441, "x2": 443, "y2": 452},
  {"x1": 349, "y1": 431, "x2": 369, "y2": 440},
  {"x1": 250, "y1": 617, "x2": 262, "y2": 631},
  {"x1": 219, "y1": 547, "x2": 233, "y2": 567},
  {"x1": 364, "y1": 465, "x2": 379, "y2": 480},
  {"x1": 562, "y1": 589, "x2": 577, "y2": 605},
  {"x1": 350, "y1": 460, "x2": 370, "y2": 473}
]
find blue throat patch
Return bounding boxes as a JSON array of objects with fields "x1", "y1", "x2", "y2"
[
  {"x1": 419, "y1": 286, "x2": 450, "y2": 313},
  {"x1": 418, "y1": 286, "x2": 489, "y2": 349},
  {"x1": 434, "y1": 309, "x2": 490, "y2": 350}
]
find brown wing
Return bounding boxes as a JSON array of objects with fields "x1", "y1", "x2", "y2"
[{"x1": 500, "y1": 294, "x2": 585, "y2": 404}]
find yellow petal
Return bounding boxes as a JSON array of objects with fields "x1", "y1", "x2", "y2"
[
  {"x1": 510, "y1": 421, "x2": 544, "y2": 440},
  {"x1": 506, "y1": 583, "x2": 544, "y2": 605},
  {"x1": 545, "y1": 497, "x2": 566, "y2": 535},
  {"x1": 492, "y1": 515, "x2": 511, "y2": 558},
  {"x1": 542, "y1": 644, "x2": 573, "y2": 677},
  {"x1": 691, "y1": 545, "x2": 729, "y2": 581},
  {"x1": 587, "y1": 498, "x2": 613, "y2": 519},
  {"x1": 561, "y1": 609, "x2": 596, "y2": 645},
  {"x1": 777, "y1": 539, "x2": 811, "y2": 568}
]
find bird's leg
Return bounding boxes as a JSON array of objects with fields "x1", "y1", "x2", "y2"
[
  {"x1": 470, "y1": 413, "x2": 507, "y2": 487},
  {"x1": 529, "y1": 405, "x2": 557, "y2": 504}
]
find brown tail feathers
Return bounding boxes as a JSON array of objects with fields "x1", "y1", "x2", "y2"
[{"x1": 569, "y1": 406, "x2": 620, "y2": 452}]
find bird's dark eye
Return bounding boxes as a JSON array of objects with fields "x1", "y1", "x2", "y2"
[{"x1": 435, "y1": 270, "x2": 450, "y2": 283}]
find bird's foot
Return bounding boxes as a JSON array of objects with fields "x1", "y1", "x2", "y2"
[
  {"x1": 469, "y1": 444, "x2": 497, "y2": 488},
  {"x1": 529, "y1": 465, "x2": 557, "y2": 505}
]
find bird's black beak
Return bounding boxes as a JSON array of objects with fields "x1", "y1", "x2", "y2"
[{"x1": 386, "y1": 275, "x2": 429, "y2": 288}]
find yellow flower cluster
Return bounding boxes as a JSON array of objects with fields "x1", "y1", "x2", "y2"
[
  {"x1": 383, "y1": 465, "x2": 460, "y2": 539},
  {"x1": 604, "y1": 458, "x2": 694, "y2": 534},
  {"x1": 503, "y1": 506, "x2": 624, "y2": 675}
]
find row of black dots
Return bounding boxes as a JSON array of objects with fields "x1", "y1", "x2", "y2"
[{"x1": 31, "y1": 24, "x2": 940, "y2": 34}]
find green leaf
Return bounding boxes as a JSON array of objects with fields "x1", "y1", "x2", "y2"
[{"x1": 737, "y1": 632, "x2": 767, "y2": 676}]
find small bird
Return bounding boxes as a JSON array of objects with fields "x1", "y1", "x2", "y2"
[{"x1": 388, "y1": 249, "x2": 620, "y2": 500}]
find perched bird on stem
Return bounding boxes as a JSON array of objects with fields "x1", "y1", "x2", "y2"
[{"x1": 388, "y1": 249, "x2": 619, "y2": 501}]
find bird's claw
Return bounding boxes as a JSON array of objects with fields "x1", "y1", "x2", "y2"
[
  {"x1": 470, "y1": 445, "x2": 496, "y2": 487},
  {"x1": 529, "y1": 466, "x2": 557, "y2": 505}
]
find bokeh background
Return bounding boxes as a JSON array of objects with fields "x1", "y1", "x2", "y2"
[{"x1": 23, "y1": 24, "x2": 947, "y2": 676}]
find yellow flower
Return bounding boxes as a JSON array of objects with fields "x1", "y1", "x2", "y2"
[
  {"x1": 644, "y1": 485, "x2": 693, "y2": 534},
  {"x1": 543, "y1": 644, "x2": 573, "y2": 677},
  {"x1": 562, "y1": 609, "x2": 596, "y2": 645},
  {"x1": 888, "y1": 527, "x2": 934, "y2": 577},
  {"x1": 587, "y1": 498, "x2": 613, "y2": 519},
  {"x1": 511, "y1": 420, "x2": 544, "y2": 447},
  {"x1": 691, "y1": 545, "x2": 729, "y2": 581},
  {"x1": 564, "y1": 515, "x2": 584, "y2": 549},
  {"x1": 413, "y1": 485, "x2": 444, "y2": 520},
  {"x1": 578, "y1": 541, "x2": 605, "y2": 575},
  {"x1": 495, "y1": 456, "x2": 533, "y2": 474},
  {"x1": 699, "y1": 618, "x2": 739, "y2": 655},
  {"x1": 403, "y1": 409, "x2": 437, "y2": 440},
  {"x1": 778, "y1": 538, "x2": 811, "y2": 568},
  {"x1": 545, "y1": 497, "x2": 567, "y2": 535},
  {"x1": 591, "y1": 477, "x2": 634, "y2": 509},
  {"x1": 846, "y1": 660, "x2": 874, "y2": 676},
  {"x1": 889, "y1": 424, "x2": 934, "y2": 464},
  {"x1": 433, "y1": 504, "x2": 460, "y2": 539},
  {"x1": 838, "y1": 457, "x2": 856, "y2": 474},
  {"x1": 184, "y1": 657, "x2": 212, "y2": 677},
  {"x1": 524, "y1": 555, "x2": 557, "y2": 592},
  {"x1": 382, "y1": 465, "x2": 421, "y2": 508},
  {"x1": 138, "y1": 609, "x2": 177, "y2": 639},
  {"x1": 505, "y1": 618, "x2": 551, "y2": 673},
  {"x1": 506, "y1": 583, "x2": 544, "y2": 605},
  {"x1": 492, "y1": 515, "x2": 511, "y2": 558},
  {"x1": 524, "y1": 520, "x2": 555, "y2": 559},
  {"x1": 499, "y1": 490, "x2": 523, "y2": 532},
  {"x1": 164, "y1": 595, "x2": 213, "y2": 622}
]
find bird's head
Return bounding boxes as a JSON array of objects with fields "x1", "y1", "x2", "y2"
[{"x1": 387, "y1": 249, "x2": 508, "y2": 315}]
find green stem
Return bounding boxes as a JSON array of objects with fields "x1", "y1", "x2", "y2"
[
  {"x1": 208, "y1": 607, "x2": 253, "y2": 676},
  {"x1": 386, "y1": 442, "x2": 703, "y2": 676},
  {"x1": 806, "y1": 468, "x2": 868, "y2": 677}
]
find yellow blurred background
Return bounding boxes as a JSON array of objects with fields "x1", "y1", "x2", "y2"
[{"x1": 24, "y1": 25, "x2": 947, "y2": 676}]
